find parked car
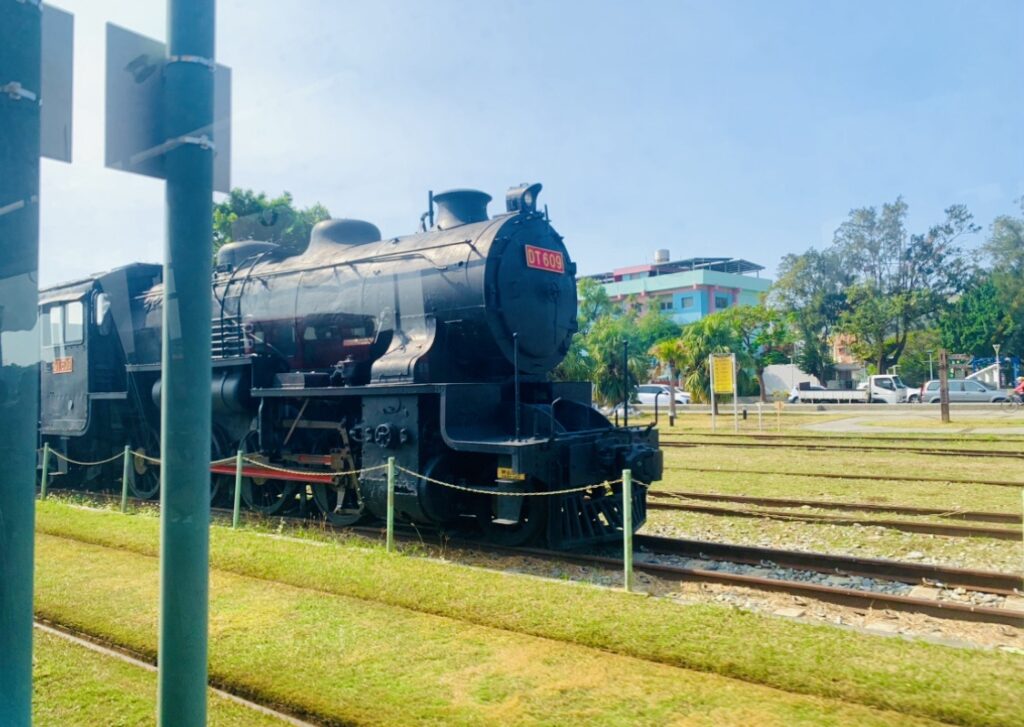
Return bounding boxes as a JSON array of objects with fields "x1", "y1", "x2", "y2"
[
  {"x1": 919, "y1": 379, "x2": 1008, "y2": 404},
  {"x1": 636, "y1": 384, "x2": 691, "y2": 406}
]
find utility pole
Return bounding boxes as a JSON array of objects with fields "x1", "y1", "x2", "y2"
[
  {"x1": 0, "y1": 3, "x2": 41, "y2": 724},
  {"x1": 939, "y1": 349, "x2": 950, "y2": 424},
  {"x1": 158, "y1": 1, "x2": 215, "y2": 724}
]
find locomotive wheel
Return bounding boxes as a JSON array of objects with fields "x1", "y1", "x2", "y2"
[
  {"x1": 308, "y1": 434, "x2": 364, "y2": 526},
  {"x1": 209, "y1": 427, "x2": 233, "y2": 505},
  {"x1": 475, "y1": 485, "x2": 547, "y2": 547},
  {"x1": 129, "y1": 447, "x2": 160, "y2": 499},
  {"x1": 241, "y1": 476, "x2": 298, "y2": 515}
]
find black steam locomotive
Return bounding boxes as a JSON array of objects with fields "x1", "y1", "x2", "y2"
[{"x1": 38, "y1": 183, "x2": 661, "y2": 547}]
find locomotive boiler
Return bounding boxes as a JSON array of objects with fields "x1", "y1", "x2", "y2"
[{"x1": 38, "y1": 183, "x2": 662, "y2": 548}]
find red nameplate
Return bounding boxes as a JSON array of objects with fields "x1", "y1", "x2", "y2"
[{"x1": 524, "y1": 245, "x2": 565, "y2": 274}]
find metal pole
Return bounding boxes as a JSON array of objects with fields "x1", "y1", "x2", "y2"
[
  {"x1": 158, "y1": 1, "x2": 215, "y2": 723},
  {"x1": 622, "y1": 469, "x2": 634, "y2": 592},
  {"x1": 232, "y1": 448, "x2": 243, "y2": 529},
  {"x1": 732, "y1": 353, "x2": 739, "y2": 433},
  {"x1": 39, "y1": 442, "x2": 51, "y2": 499},
  {"x1": 386, "y1": 456, "x2": 396, "y2": 553},
  {"x1": 653, "y1": 391, "x2": 660, "y2": 425},
  {"x1": 0, "y1": 2, "x2": 41, "y2": 721},
  {"x1": 709, "y1": 354, "x2": 716, "y2": 432},
  {"x1": 668, "y1": 364, "x2": 676, "y2": 427},
  {"x1": 939, "y1": 349, "x2": 951, "y2": 424},
  {"x1": 928, "y1": 352, "x2": 934, "y2": 381},
  {"x1": 121, "y1": 445, "x2": 132, "y2": 513},
  {"x1": 622, "y1": 341, "x2": 629, "y2": 428}
]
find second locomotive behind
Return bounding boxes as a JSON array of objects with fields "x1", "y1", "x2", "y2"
[{"x1": 39, "y1": 183, "x2": 662, "y2": 547}]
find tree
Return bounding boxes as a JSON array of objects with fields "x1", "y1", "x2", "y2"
[
  {"x1": 213, "y1": 189, "x2": 331, "y2": 255},
  {"x1": 719, "y1": 305, "x2": 791, "y2": 402},
  {"x1": 770, "y1": 248, "x2": 850, "y2": 382},
  {"x1": 983, "y1": 198, "x2": 1024, "y2": 357},
  {"x1": 550, "y1": 282, "x2": 679, "y2": 405},
  {"x1": 898, "y1": 329, "x2": 942, "y2": 387},
  {"x1": 772, "y1": 198, "x2": 978, "y2": 376},
  {"x1": 939, "y1": 276, "x2": 1013, "y2": 358}
]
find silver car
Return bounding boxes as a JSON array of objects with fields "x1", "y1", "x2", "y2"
[
  {"x1": 920, "y1": 379, "x2": 1008, "y2": 403},
  {"x1": 636, "y1": 384, "x2": 691, "y2": 406}
]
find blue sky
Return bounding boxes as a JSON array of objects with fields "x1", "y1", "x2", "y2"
[{"x1": 40, "y1": 0, "x2": 1023, "y2": 285}]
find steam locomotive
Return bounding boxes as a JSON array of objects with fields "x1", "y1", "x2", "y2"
[{"x1": 38, "y1": 183, "x2": 662, "y2": 547}]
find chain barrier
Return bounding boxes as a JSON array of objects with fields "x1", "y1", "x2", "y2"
[
  {"x1": 395, "y1": 465, "x2": 633, "y2": 497},
  {"x1": 241, "y1": 456, "x2": 386, "y2": 479},
  {"x1": 48, "y1": 449, "x2": 128, "y2": 467}
]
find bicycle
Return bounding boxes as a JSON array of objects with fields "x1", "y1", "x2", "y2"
[{"x1": 1000, "y1": 394, "x2": 1023, "y2": 412}]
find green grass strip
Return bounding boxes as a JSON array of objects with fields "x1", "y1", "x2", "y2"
[
  {"x1": 34, "y1": 533, "x2": 933, "y2": 727},
  {"x1": 37, "y1": 501, "x2": 1024, "y2": 727},
  {"x1": 34, "y1": 629, "x2": 289, "y2": 726}
]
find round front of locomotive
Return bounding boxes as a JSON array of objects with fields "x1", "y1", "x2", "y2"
[{"x1": 484, "y1": 217, "x2": 577, "y2": 376}]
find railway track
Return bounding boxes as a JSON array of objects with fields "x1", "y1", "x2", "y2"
[
  {"x1": 660, "y1": 431, "x2": 1024, "y2": 446},
  {"x1": 646, "y1": 493, "x2": 1022, "y2": 540},
  {"x1": 662, "y1": 464, "x2": 1024, "y2": 489},
  {"x1": 660, "y1": 440, "x2": 1024, "y2": 459},
  {"x1": 45, "y1": 488, "x2": 1024, "y2": 627}
]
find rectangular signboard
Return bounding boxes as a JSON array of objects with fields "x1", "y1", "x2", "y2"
[
  {"x1": 41, "y1": 4, "x2": 74, "y2": 162},
  {"x1": 524, "y1": 245, "x2": 565, "y2": 274},
  {"x1": 711, "y1": 354, "x2": 734, "y2": 394},
  {"x1": 105, "y1": 23, "x2": 231, "y2": 192}
]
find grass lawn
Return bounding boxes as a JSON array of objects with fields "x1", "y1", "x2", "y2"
[
  {"x1": 34, "y1": 629, "x2": 289, "y2": 726},
  {"x1": 34, "y1": 532, "x2": 946, "y2": 727},
  {"x1": 36, "y1": 501, "x2": 1024, "y2": 727}
]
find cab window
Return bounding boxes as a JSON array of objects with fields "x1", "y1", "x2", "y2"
[
  {"x1": 41, "y1": 300, "x2": 86, "y2": 347},
  {"x1": 65, "y1": 301, "x2": 84, "y2": 343}
]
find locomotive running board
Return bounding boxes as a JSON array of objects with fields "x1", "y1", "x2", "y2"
[{"x1": 209, "y1": 462, "x2": 334, "y2": 484}]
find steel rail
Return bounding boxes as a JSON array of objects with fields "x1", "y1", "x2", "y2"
[
  {"x1": 661, "y1": 440, "x2": 1024, "y2": 459},
  {"x1": 645, "y1": 499, "x2": 1022, "y2": 540},
  {"x1": 660, "y1": 431, "x2": 1024, "y2": 446},
  {"x1": 648, "y1": 489, "x2": 1022, "y2": 524},
  {"x1": 662, "y1": 464, "x2": 1024, "y2": 489}
]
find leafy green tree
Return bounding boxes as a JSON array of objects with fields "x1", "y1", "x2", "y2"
[
  {"x1": 771, "y1": 248, "x2": 850, "y2": 382},
  {"x1": 897, "y1": 329, "x2": 942, "y2": 387},
  {"x1": 551, "y1": 282, "x2": 679, "y2": 405},
  {"x1": 983, "y1": 199, "x2": 1024, "y2": 357},
  {"x1": 772, "y1": 198, "x2": 978, "y2": 377},
  {"x1": 213, "y1": 189, "x2": 331, "y2": 255},
  {"x1": 719, "y1": 305, "x2": 791, "y2": 402},
  {"x1": 939, "y1": 276, "x2": 1013, "y2": 357}
]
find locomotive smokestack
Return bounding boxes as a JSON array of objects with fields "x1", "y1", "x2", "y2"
[{"x1": 432, "y1": 189, "x2": 491, "y2": 230}]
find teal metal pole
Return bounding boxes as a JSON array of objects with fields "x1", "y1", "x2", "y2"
[
  {"x1": 622, "y1": 469, "x2": 634, "y2": 592},
  {"x1": 233, "y1": 449, "x2": 243, "y2": 529},
  {"x1": 39, "y1": 442, "x2": 51, "y2": 499},
  {"x1": 0, "y1": 1, "x2": 42, "y2": 722},
  {"x1": 121, "y1": 445, "x2": 132, "y2": 513},
  {"x1": 386, "y1": 456, "x2": 396, "y2": 552},
  {"x1": 158, "y1": 1, "x2": 215, "y2": 724}
]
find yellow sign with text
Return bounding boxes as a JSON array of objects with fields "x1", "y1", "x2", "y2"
[{"x1": 711, "y1": 355, "x2": 734, "y2": 394}]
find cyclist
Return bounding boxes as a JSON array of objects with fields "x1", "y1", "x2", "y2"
[{"x1": 1014, "y1": 376, "x2": 1024, "y2": 402}]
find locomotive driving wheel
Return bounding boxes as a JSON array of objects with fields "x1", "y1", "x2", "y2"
[
  {"x1": 310, "y1": 433, "x2": 365, "y2": 527},
  {"x1": 474, "y1": 479, "x2": 547, "y2": 547},
  {"x1": 239, "y1": 433, "x2": 298, "y2": 515},
  {"x1": 130, "y1": 446, "x2": 160, "y2": 499}
]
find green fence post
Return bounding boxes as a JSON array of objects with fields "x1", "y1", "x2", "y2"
[
  {"x1": 120, "y1": 445, "x2": 132, "y2": 513},
  {"x1": 158, "y1": 1, "x2": 215, "y2": 723},
  {"x1": 39, "y1": 442, "x2": 51, "y2": 500},
  {"x1": 623, "y1": 469, "x2": 634, "y2": 592},
  {"x1": 233, "y1": 449, "x2": 243, "y2": 529},
  {"x1": 386, "y1": 456, "x2": 396, "y2": 553},
  {"x1": 0, "y1": 2, "x2": 42, "y2": 721}
]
